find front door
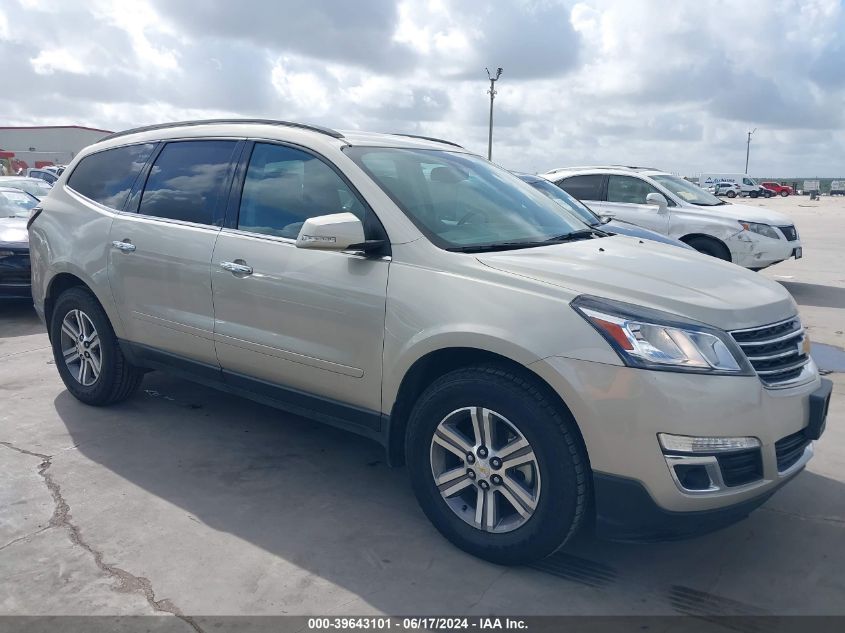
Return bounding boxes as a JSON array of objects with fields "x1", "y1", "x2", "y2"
[
  {"x1": 601, "y1": 174, "x2": 670, "y2": 234},
  {"x1": 211, "y1": 141, "x2": 389, "y2": 418},
  {"x1": 108, "y1": 139, "x2": 240, "y2": 366}
]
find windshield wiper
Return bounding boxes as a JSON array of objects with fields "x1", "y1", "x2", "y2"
[
  {"x1": 544, "y1": 228, "x2": 609, "y2": 242},
  {"x1": 446, "y1": 241, "x2": 552, "y2": 253},
  {"x1": 446, "y1": 229, "x2": 608, "y2": 253}
]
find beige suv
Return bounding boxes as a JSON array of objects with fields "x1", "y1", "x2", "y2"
[{"x1": 28, "y1": 120, "x2": 832, "y2": 563}]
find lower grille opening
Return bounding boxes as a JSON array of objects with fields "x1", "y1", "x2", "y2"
[
  {"x1": 775, "y1": 430, "x2": 810, "y2": 472},
  {"x1": 717, "y1": 449, "x2": 763, "y2": 487}
]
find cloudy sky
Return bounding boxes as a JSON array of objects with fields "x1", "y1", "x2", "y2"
[{"x1": 3, "y1": 0, "x2": 844, "y2": 176}]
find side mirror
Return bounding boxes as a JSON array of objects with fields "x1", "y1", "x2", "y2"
[
  {"x1": 296, "y1": 213, "x2": 365, "y2": 251},
  {"x1": 646, "y1": 192, "x2": 668, "y2": 212}
]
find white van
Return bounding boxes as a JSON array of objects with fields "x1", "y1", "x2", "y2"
[{"x1": 700, "y1": 173, "x2": 762, "y2": 198}]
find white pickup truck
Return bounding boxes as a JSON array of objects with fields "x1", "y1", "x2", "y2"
[{"x1": 700, "y1": 173, "x2": 764, "y2": 198}]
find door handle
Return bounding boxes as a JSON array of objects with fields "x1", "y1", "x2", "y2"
[
  {"x1": 111, "y1": 240, "x2": 136, "y2": 253},
  {"x1": 220, "y1": 260, "x2": 253, "y2": 275}
]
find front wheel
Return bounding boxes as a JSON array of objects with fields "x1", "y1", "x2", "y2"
[
  {"x1": 685, "y1": 236, "x2": 732, "y2": 261},
  {"x1": 749, "y1": 191, "x2": 758, "y2": 198},
  {"x1": 406, "y1": 365, "x2": 589, "y2": 564},
  {"x1": 50, "y1": 287, "x2": 143, "y2": 406},
  {"x1": 780, "y1": 190, "x2": 789, "y2": 197}
]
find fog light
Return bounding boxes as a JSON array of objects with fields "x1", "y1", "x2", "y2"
[
  {"x1": 658, "y1": 433, "x2": 761, "y2": 454},
  {"x1": 673, "y1": 464, "x2": 712, "y2": 491}
]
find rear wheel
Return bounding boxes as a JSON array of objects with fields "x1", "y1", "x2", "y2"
[
  {"x1": 50, "y1": 287, "x2": 143, "y2": 406},
  {"x1": 406, "y1": 365, "x2": 589, "y2": 564},
  {"x1": 685, "y1": 236, "x2": 731, "y2": 261},
  {"x1": 727, "y1": 190, "x2": 737, "y2": 198}
]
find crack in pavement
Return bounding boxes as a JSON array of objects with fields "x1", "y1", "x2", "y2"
[{"x1": 0, "y1": 440, "x2": 204, "y2": 633}]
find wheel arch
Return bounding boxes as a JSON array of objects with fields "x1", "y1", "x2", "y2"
[
  {"x1": 678, "y1": 233, "x2": 732, "y2": 261},
  {"x1": 44, "y1": 270, "x2": 123, "y2": 341},
  {"x1": 385, "y1": 346, "x2": 588, "y2": 469}
]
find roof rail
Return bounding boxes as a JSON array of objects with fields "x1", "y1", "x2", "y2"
[
  {"x1": 100, "y1": 119, "x2": 345, "y2": 142},
  {"x1": 391, "y1": 133, "x2": 464, "y2": 149},
  {"x1": 545, "y1": 165, "x2": 662, "y2": 174}
]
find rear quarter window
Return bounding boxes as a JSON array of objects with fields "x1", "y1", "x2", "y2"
[
  {"x1": 67, "y1": 143, "x2": 156, "y2": 210},
  {"x1": 557, "y1": 174, "x2": 604, "y2": 201}
]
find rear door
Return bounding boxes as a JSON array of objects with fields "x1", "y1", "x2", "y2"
[
  {"x1": 554, "y1": 174, "x2": 607, "y2": 215},
  {"x1": 211, "y1": 141, "x2": 390, "y2": 417},
  {"x1": 107, "y1": 139, "x2": 241, "y2": 367},
  {"x1": 601, "y1": 175, "x2": 670, "y2": 234}
]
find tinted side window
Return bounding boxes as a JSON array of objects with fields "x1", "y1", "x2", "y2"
[
  {"x1": 67, "y1": 143, "x2": 156, "y2": 209},
  {"x1": 606, "y1": 175, "x2": 661, "y2": 205},
  {"x1": 138, "y1": 140, "x2": 237, "y2": 225},
  {"x1": 237, "y1": 143, "x2": 366, "y2": 239},
  {"x1": 557, "y1": 174, "x2": 603, "y2": 200}
]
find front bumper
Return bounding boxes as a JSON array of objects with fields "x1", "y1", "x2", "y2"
[
  {"x1": 728, "y1": 232, "x2": 801, "y2": 269},
  {"x1": 592, "y1": 471, "x2": 787, "y2": 541},
  {"x1": 530, "y1": 356, "x2": 829, "y2": 525},
  {"x1": 0, "y1": 247, "x2": 31, "y2": 299}
]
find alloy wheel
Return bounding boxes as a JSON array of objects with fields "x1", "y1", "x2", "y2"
[
  {"x1": 60, "y1": 309, "x2": 102, "y2": 386},
  {"x1": 429, "y1": 407, "x2": 541, "y2": 533}
]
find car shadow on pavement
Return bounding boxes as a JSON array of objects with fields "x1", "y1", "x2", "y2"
[
  {"x1": 780, "y1": 281, "x2": 845, "y2": 310},
  {"x1": 53, "y1": 372, "x2": 845, "y2": 615},
  {"x1": 0, "y1": 300, "x2": 43, "y2": 337}
]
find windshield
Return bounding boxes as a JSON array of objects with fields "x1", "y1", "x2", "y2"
[
  {"x1": 345, "y1": 147, "x2": 588, "y2": 250},
  {"x1": 524, "y1": 178, "x2": 601, "y2": 226},
  {"x1": 651, "y1": 174, "x2": 725, "y2": 207},
  {"x1": 0, "y1": 190, "x2": 38, "y2": 218},
  {"x1": 2, "y1": 179, "x2": 52, "y2": 198}
]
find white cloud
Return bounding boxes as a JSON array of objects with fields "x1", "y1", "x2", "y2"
[{"x1": 2, "y1": 0, "x2": 844, "y2": 176}]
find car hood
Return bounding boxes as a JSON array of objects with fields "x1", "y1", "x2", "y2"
[
  {"x1": 605, "y1": 220, "x2": 692, "y2": 249},
  {"x1": 679, "y1": 201, "x2": 794, "y2": 225},
  {"x1": 477, "y1": 236, "x2": 796, "y2": 331},
  {"x1": 0, "y1": 217, "x2": 29, "y2": 247}
]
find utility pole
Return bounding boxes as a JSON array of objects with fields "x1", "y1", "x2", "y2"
[
  {"x1": 745, "y1": 128, "x2": 757, "y2": 173},
  {"x1": 486, "y1": 67, "x2": 502, "y2": 161}
]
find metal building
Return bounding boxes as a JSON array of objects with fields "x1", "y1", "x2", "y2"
[{"x1": 0, "y1": 125, "x2": 113, "y2": 172}]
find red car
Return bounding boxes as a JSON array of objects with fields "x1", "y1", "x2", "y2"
[{"x1": 761, "y1": 181, "x2": 793, "y2": 197}]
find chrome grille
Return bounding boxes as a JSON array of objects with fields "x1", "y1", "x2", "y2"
[
  {"x1": 778, "y1": 225, "x2": 798, "y2": 241},
  {"x1": 730, "y1": 317, "x2": 809, "y2": 387}
]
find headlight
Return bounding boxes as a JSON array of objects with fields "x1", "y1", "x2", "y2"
[
  {"x1": 571, "y1": 296, "x2": 753, "y2": 375},
  {"x1": 739, "y1": 221, "x2": 780, "y2": 239}
]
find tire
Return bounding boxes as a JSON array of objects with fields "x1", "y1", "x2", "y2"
[
  {"x1": 685, "y1": 236, "x2": 731, "y2": 261},
  {"x1": 50, "y1": 287, "x2": 143, "y2": 406},
  {"x1": 405, "y1": 365, "x2": 589, "y2": 565},
  {"x1": 727, "y1": 191, "x2": 737, "y2": 198},
  {"x1": 749, "y1": 191, "x2": 758, "y2": 198},
  {"x1": 780, "y1": 190, "x2": 788, "y2": 197}
]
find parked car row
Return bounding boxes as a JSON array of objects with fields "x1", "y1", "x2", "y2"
[
  {"x1": 25, "y1": 120, "x2": 830, "y2": 565},
  {"x1": 25, "y1": 165, "x2": 65, "y2": 185}
]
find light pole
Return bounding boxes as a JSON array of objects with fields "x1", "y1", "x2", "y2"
[
  {"x1": 745, "y1": 128, "x2": 757, "y2": 173},
  {"x1": 486, "y1": 67, "x2": 502, "y2": 161}
]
